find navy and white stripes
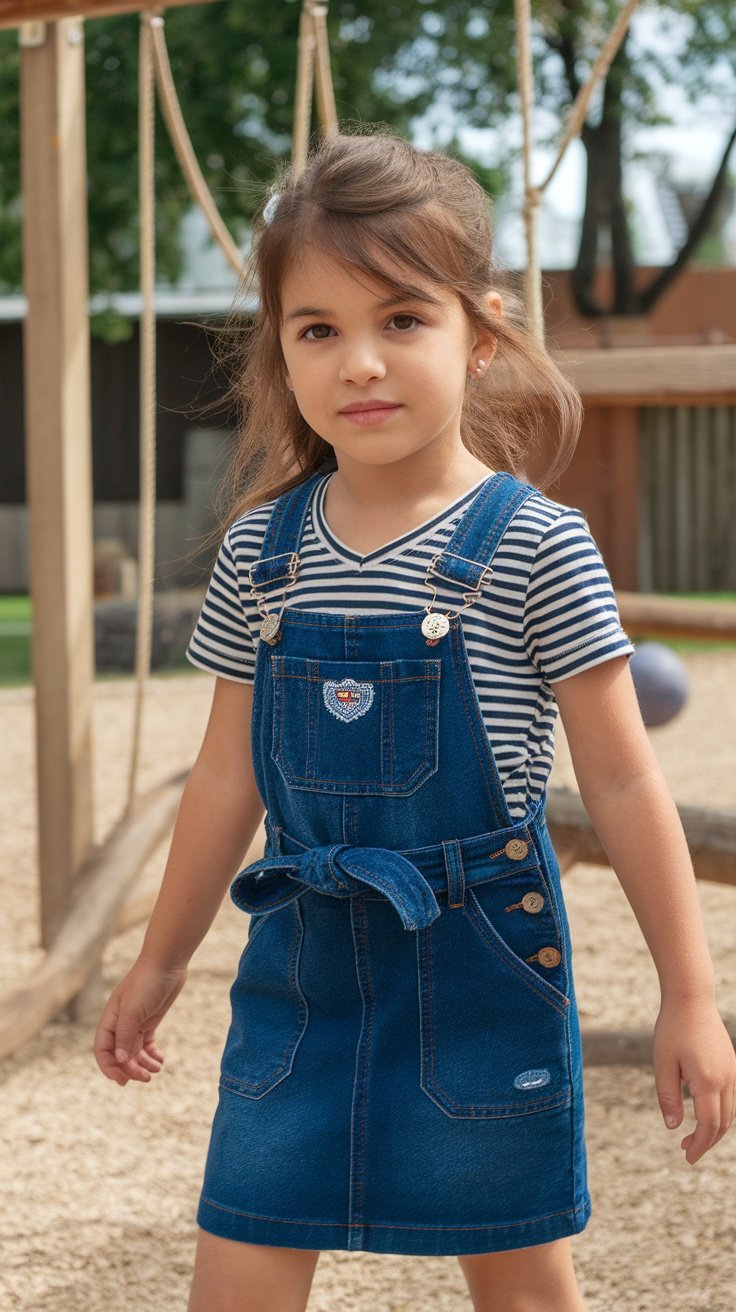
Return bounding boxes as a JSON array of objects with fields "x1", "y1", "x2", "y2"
[{"x1": 186, "y1": 472, "x2": 634, "y2": 819}]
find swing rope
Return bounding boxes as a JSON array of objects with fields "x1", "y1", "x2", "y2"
[
  {"x1": 514, "y1": 0, "x2": 641, "y2": 344},
  {"x1": 125, "y1": 9, "x2": 158, "y2": 813},
  {"x1": 125, "y1": 2, "x2": 338, "y2": 808}
]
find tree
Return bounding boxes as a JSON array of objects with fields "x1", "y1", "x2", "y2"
[
  {"x1": 537, "y1": 1, "x2": 736, "y2": 314},
  {"x1": 0, "y1": 0, "x2": 734, "y2": 335}
]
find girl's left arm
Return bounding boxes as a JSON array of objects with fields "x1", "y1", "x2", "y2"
[{"x1": 552, "y1": 654, "x2": 736, "y2": 1166}]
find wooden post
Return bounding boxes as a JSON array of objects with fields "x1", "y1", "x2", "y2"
[{"x1": 20, "y1": 17, "x2": 97, "y2": 1015}]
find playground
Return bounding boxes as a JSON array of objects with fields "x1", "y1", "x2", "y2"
[
  {"x1": 2, "y1": 649, "x2": 735, "y2": 1310},
  {"x1": 2, "y1": 0, "x2": 736, "y2": 1307}
]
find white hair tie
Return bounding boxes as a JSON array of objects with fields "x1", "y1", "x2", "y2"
[{"x1": 262, "y1": 192, "x2": 282, "y2": 225}]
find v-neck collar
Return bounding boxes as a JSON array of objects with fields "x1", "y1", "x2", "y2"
[{"x1": 311, "y1": 470, "x2": 497, "y2": 568}]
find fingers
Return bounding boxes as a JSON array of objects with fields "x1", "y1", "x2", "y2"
[
  {"x1": 93, "y1": 1002, "x2": 164, "y2": 1085},
  {"x1": 679, "y1": 1086, "x2": 729, "y2": 1165}
]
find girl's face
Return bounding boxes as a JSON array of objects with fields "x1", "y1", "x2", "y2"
[{"x1": 278, "y1": 245, "x2": 499, "y2": 471}]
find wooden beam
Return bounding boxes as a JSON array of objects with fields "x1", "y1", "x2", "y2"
[
  {"x1": 616, "y1": 591, "x2": 736, "y2": 641},
  {"x1": 551, "y1": 343, "x2": 736, "y2": 405},
  {"x1": 1, "y1": 0, "x2": 221, "y2": 28},
  {"x1": 0, "y1": 772, "x2": 189, "y2": 1059},
  {"x1": 21, "y1": 18, "x2": 96, "y2": 951},
  {"x1": 548, "y1": 785, "x2": 736, "y2": 887}
]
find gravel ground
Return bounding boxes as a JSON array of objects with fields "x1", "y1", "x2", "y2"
[{"x1": 1, "y1": 652, "x2": 735, "y2": 1311}]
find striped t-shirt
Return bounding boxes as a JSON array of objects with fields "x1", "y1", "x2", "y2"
[{"x1": 186, "y1": 470, "x2": 635, "y2": 820}]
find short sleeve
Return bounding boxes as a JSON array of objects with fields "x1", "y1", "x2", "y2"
[
  {"x1": 523, "y1": 508, "x2": 635, "y2": 684},
  {"x1": 185, "y1": 527, "x2": 257, "y2": 683}
]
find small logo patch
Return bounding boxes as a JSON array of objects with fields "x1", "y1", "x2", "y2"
[
  {"x1": 323, "y1": 678, "x2": 375, "y2": 722},
  {"x1": 513, "y1": 1068, "x2": 551, "y2": 1090}
]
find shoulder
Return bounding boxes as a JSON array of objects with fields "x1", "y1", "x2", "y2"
[
  {"x1": 501, "y1": 482, "x2": 590, "y2": 557},
  {"x1": 516, "y1": 482, "x2": 588, "y2": 529}
]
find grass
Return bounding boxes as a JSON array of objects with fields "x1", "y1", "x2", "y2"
[
  {"x1": 1, "y1": 592, "x2": 735, "y2": 690},
  {"x1": 0, "y1": 595, "x2": 199, "y2": 689}
]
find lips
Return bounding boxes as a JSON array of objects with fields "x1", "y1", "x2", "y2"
[
  {"x1": 338, "y1": 402, "x2": 403, "y2": 427},
  {"x1": 339, "y1": 401, "x2": 400, "y2": 413}
]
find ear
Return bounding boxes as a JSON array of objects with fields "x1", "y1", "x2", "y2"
[{"x1": 470, "y1": 290, "x2": 504, "y2": 363}]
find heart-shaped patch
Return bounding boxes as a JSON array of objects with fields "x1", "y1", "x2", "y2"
[{"x1": 323, "y1": 678, "x2": 375, "y2": 722}]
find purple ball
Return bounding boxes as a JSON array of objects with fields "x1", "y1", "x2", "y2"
[{"x1": 629, "y1": 642, "x2": 688, "y2": 727}]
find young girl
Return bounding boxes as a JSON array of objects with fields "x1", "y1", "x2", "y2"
[{"x1": 94, "y1": 128, "x2": 735, "y2": 1312}]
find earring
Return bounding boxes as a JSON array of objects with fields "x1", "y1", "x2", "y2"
[{"x1": 468, "y1": 358, "x2": 487, "y2": 379}]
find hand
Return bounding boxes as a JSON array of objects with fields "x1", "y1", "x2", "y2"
[
  {"x1": 93, "y1": 956, "x2": 189, "y2": 1086},
  {"x1": 653, "y1": 995, "x2": 736, "y2": 1164}
]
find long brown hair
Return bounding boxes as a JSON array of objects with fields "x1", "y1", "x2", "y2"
[{"x1": 206, "y1": 123, "x2": 582, "y2": 539}]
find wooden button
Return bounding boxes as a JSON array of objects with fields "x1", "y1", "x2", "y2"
[
  {"x1": 521, "y1": 891, "x2": 544, "y2": 914},
  {"x1": 537, "y1": 946, "x2": 561, "y2": 968},
  {"x1": 505, "y1": 839, "x2": 529, "y2": 861}
]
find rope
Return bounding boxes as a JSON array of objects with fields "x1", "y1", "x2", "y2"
[
  {"x1": 293, "y1": 1, "x2": 339, "y2": 177},
  {"x1": 538, "y1": 0, "x2": 641, "y2": 194},
  {"x1": 150, "y1": 16, "x2": 243, "y2": 275},
  {"x1": 514, "y1": 0, "x2": 543, "y2": 345},
  {"x1": 125, "y1": 9, "x2": 159, "y2": 812},
  {"x1": 123, "y1": 4, "x2": 339, "y2": 804},
  {"x1": 293, "y1": 0, "x2": 318, "y2": 178},
  {"x1": 514, "y1": 0, "x2": 641, "y2": 342},
  {"x1": 312, "y1": 2, "x2": 339, "y2": 138}
]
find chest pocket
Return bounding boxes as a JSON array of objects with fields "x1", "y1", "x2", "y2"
[{"x1": 270, "y1": 655, "x2": 441, "y2": 796}]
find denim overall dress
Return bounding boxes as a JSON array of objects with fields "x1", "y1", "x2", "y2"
[{"x1": 196, "y1": 469, "x2": 592, "y2": 1256}]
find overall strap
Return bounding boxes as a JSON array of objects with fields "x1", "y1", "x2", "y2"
[
  {"x1": 426, "y1": 471, "x2": 539, "y2": 593},
  {"x1": 248, "y1": 470, "x2": 324, "y2": 592}
]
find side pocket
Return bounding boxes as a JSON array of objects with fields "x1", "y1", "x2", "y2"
[
  {"x1": 465, "y1": 864, "x2": 570, "y2": 1010},
  {"x1": 417, "y1": 872, "x2": 573, "y2": 1120},
  {"x1": 219, "y1": 900, "x2": 309, "y2": 1100}
]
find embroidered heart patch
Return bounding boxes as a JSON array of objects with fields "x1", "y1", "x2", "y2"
[{"x1": 323, "y1": 678, "x2": 375, "y2": 722}]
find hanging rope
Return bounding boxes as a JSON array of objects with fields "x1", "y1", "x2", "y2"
[
  {"x1": 311, "y1": 2, "x2": 339, "y2": 143},
  {"x1": 125, "y1": 8, "x2": 158, "y2": 814},
  {"x1": 514, "y1": 0, "x2": 641, "y2": 343},
  {"x1": 293, "y1": 0, "x2": 340, "y2": 178},
  {"x1": 150, "y1": 14, "x2": 243, "y2": 275},
  {"x1": 123, "y1": 3, "x2": 339, "y2": 806}
]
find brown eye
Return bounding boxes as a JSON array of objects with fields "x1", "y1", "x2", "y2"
[
  {"x1": 390, "y1": 313, "x2": 419, "y2": 330},
  {"x1": 302, "y1": 323, "x2": 333, "y2": 341}
]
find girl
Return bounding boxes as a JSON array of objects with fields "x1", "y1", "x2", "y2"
[{"x1": 94, "y1": 128, "x2": 735, "y2": 1312}]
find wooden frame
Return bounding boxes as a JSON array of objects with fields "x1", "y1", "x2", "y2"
[
  {"x1": 0, "y1": 0, "x2": 221, "y2": 28},
  {"x1": 552, "y1": 343, "x2": 736, "y2": 406}
]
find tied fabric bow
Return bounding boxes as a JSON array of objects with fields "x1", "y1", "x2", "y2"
[{"x1": 231, "y1": 844, "x2": 443, "y2": 931}]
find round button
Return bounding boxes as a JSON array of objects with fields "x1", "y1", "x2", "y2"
[
  {"x1": 421, "y1": 612, "x2": 450, "y2": 640},
  {"x1": 537, "y1": 946, "x2": 561, "y2": 968},
  {"x1": 505, "y1": 839, "x2": 529, "y2": 861},
  {"x1": 521, "y1": 891, "x2": 544, "y2": 914}
]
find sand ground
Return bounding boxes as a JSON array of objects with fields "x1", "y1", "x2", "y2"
[{"x1": 1, "y1": 652, "x2": 735, "y2": 1311}]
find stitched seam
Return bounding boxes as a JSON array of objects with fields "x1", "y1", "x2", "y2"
[{"x1": 199, "y1": 1195, "x2": 589, "y2": 1230}]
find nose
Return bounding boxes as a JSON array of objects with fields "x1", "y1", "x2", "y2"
[{"x1": 337, "y1": 339, "x2": 387, "y2": 386}]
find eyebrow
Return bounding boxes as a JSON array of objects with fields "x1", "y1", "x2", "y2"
[{"x1": 283, "y1": 291, "x2": 444, "y2": 323}]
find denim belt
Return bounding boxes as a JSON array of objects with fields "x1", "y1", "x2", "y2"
[{"x1": 230, "y1": 813, "x2": 543, "y2": 932}]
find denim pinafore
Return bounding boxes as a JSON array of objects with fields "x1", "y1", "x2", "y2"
[{"x1": 196, "y1": 469, "x2": 592, "y2": 1256}]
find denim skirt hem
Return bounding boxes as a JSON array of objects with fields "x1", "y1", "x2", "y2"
[{"x1": 196, "y1": 1192, "x2": 592, "y2": 1257}]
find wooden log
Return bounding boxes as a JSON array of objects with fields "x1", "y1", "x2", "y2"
[
  {"x1": 616, "y1": 591, "x2": 736, "y2": 641},
  {"x1": 582, "y1": 1023, "x2": 736, "y2": 1066},
  {"x1": 551, "y1": 343, "x2": 736, "y2": 405},
  {"x1": 548, "y1": 785, "x2": 736, "y2": 887},
  {"x1": 1, "y1": 0, "x2": 222, "y2": 27},
  {"x1": 0, "y1": 772, "x2": 188, "y2": 1059}
]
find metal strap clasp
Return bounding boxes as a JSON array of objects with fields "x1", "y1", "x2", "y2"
[{"x1": 247, "y1": 552, "x2": 301, "y2": 645}]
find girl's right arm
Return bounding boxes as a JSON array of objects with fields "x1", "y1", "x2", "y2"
[{"x1": 93, "y1": 676, "x2": 265, "y2": 1087}]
